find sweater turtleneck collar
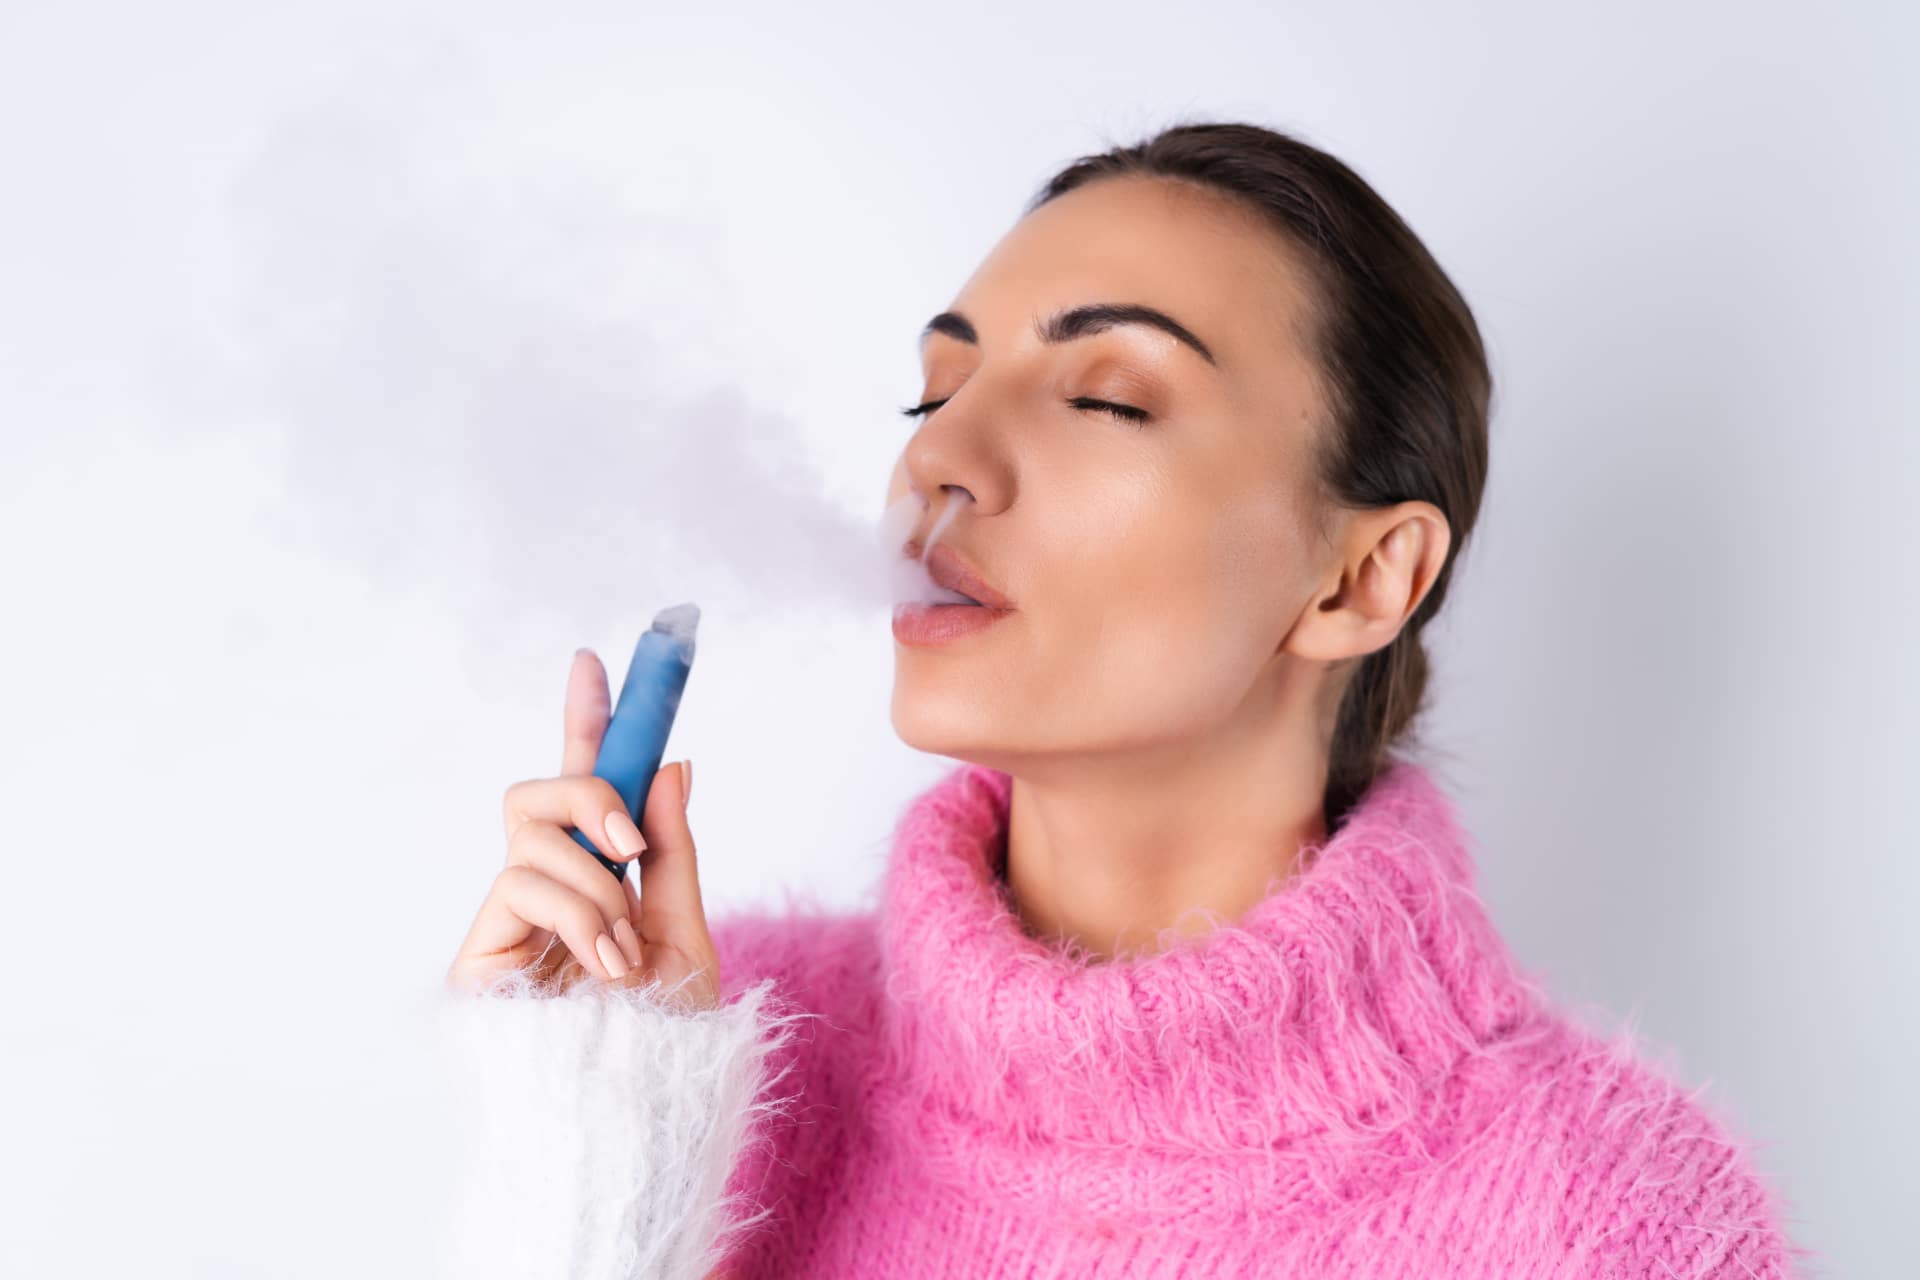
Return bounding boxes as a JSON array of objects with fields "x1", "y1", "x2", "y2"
[{"x1": 873, "y1": 758, "x2": 1553, "y2": 1226}]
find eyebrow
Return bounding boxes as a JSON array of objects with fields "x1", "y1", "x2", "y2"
[{"x1": 920, "y1": 302, "x2": 1218, "y2": 367}]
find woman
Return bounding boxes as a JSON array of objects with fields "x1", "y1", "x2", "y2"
[{"x1": 441, "y1": 123, "x2": 1802, "y2": 1278}]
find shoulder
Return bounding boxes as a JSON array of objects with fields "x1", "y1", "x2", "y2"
[
  {"x1": 1483, "y1": 1016, "x2": 1808, "y2": 1278},
  {"x1": 703, "y1": 894, "x2": 887, "y2": 1112},
  {"x1": 707, "y1": 898, "x2": 882, "y2": 1019},
  {"x1": 700, "y1": 900, "x2": 883, "y2": 1262}
]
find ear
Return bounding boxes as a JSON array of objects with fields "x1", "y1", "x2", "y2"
[{"x1": 1280, "y1": 502, "x2": 1451, "y2": 664}]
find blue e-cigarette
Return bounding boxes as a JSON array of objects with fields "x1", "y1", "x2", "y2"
[{"x1": 571, "y1": 602, "x2": 700, "y2": 882}]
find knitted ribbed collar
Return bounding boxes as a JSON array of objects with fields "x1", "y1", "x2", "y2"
[{"x1": 873, "y1": 759, "x2": 1551, "y2": 1226}]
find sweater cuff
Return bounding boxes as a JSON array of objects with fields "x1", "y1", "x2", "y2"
[{"x1": 433, "y1": 969, "x2": 800, "y2": 1280}]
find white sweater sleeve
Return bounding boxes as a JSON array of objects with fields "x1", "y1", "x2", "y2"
[{"x1": 432, "y1": 968, "x2": 803, "y2": 1280}]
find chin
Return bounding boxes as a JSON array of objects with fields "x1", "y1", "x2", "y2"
[{"x1": 889, "y1": 671, "x2": 1009, "y2": 763}]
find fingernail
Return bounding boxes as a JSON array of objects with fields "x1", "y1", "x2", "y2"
[
  {"x1": 605, "y1": 809, "x2": 646, "y2": 858},
  {"x1": 680, "y1": 759, "x2": 693, "y2": 808},
  {"x1": 613, "y1": 917, "x2": 642, "y2": 967},
  {"x1": 595, "y1": 932, "x2": 629, "y2": 979}
]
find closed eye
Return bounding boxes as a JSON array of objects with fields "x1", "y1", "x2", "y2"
[
  {"x1": 897, "y1": 396, "x2": 1151, "y2": 426},
  {"x1": 1066, "y1": 396, "x2": 1150, "y2": 425}
]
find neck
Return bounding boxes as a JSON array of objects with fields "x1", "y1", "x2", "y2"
[
  {"x1": 999, "y1": 686, "x2": 1332, "y2": 961},
  {"x1": 873, "y1": 754, "x2": 1547, "y2": 1220}
]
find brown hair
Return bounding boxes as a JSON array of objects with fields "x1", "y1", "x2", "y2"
[{"x1": 1027, "y1": 121, "x2": 1492, "y2": 830}]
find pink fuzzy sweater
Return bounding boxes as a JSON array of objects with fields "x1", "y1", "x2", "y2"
[{"x1": 440, "y1": 760, "x2": 1807, "y2": 1278}]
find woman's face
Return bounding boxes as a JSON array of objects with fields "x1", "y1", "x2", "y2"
[{"x1": 886, "y1": 174, "x2": 1347, "y2": 770}]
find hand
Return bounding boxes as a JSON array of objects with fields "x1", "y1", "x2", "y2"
[{"x1": 445, "y1": 648, "x2": 720, "y2": 1010}]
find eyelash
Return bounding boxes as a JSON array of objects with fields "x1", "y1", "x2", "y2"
[{"x1": 896, "y1": 396, "x2": 1151, "y2": 426}]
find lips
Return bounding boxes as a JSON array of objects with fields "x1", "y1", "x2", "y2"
[{"x1": 903, "y1": 541, "x2": 1014, "y2": 610}]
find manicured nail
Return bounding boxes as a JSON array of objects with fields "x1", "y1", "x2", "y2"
[
  {"x1": 680, "y1": 760, "x2": 693, "y2": 808},
  {"x1": 605, "y1": 809, "x2": 646, "y2": 858},
  {"x1": 613, "y1": 917, "x2": 642, "y2": 967},
  {"x1": 595, "y1": 932, "x2": 629, "y2": 979}
]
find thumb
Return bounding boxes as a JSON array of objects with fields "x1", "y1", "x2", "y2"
[{"x1": 630, "y1": 760, "x2": 705, "y2": 947}]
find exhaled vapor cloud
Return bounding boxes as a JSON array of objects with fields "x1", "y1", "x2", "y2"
[{"x1": 217, "y1": 78, "x2": 957, "y2": 649}]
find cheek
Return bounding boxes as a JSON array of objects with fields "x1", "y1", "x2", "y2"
[
  {"x1": 1063, "y1": 464, "x2": 1283, "y2": 618},
  {"x1": 1033, "y1": 468, "x2": 1283, "y2": 716},
  {"x1": 1205, "y1": 485, "x2": 1305, "y2": 625}
]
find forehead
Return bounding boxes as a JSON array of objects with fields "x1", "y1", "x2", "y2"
[{"x1": 947, "y1": 173, "x2": 1322, "y2": 378}]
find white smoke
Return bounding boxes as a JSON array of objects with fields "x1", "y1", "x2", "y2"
[{"x1": 205, "y1": 69, "x2": 968, "y2": 659}]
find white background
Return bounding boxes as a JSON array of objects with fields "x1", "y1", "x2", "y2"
[{"x1": 2, "y1": 2, "x2": 1912, "y2": 1275}]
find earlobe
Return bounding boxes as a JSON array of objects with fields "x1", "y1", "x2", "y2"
[{"x1": 1278, "y1": 572, "x2": 1374, "y2": 664}]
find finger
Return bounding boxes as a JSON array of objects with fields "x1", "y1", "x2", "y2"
[
  {"x1": 501, "y1": 773, "x2": 633, "y2": 855},
  {"x1": 561, "y1": 648, "x2": 611, "y2": 777},
  {"x1": 631, "y1": 760, "x2": 708, "y2": 948},
  {"x1": 506, "y1": 817, "x2": 637, "y2": 944},
  {"x1": 466, "y1": 864, "x2": 620, "y2": 981}
]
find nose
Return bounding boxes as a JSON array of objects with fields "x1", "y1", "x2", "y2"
[{"x1": 896, "y1": 389, "x2": 1014, "y2": 519}]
